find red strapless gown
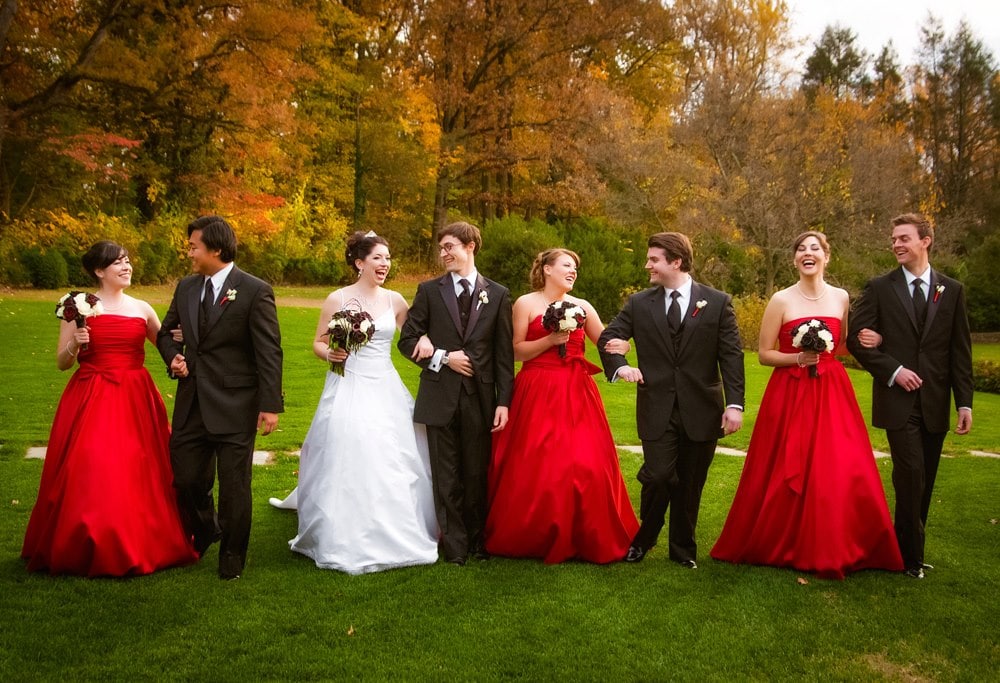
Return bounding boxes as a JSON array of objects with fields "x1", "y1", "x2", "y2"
[
  {"x1": 485, "y1": 316, "x2": 639, "y2": 563},
  {"x1": 711, "y1": 316, "x2": 903, "y2": 579},
  {"x1": 22, "y1": 316, "x2": 198, "y2": 576}
]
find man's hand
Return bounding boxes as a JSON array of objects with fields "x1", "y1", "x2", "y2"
[
  {"x1": 617, "y1": 366, "x2": 643, "y2": 384},
  {"x1": 721, "y1": 407, "x2": 743, "y2": 436},
  {"x1": 956, "y1": 408, "x2": 972, "y2": 435},
  {"x1": 257, "y1": 412, "x2": 279, "y2": 435},
  {"x1": 894, "y1": 367, "x2": 923, "y2": 392},
  {"x1": 446, "y1": 349, "x2": 474, "y2": 377},
  {"x1": 492, "y1": 406, "x2": 509, "y2": 432},
  {"x1": 169, "y1": 353, "x2": 189, "y2": 378}
]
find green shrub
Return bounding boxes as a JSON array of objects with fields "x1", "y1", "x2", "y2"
[
  {"x1": 284, "y1": 255, "x2": 346, "y2": 286},
  {"x1": 22, "y1": 248, "x2": 69, "y2": 289},
  {"x1": 973, "y1": 360, "x2": 1000, "y2": 394},
  {"x1": 733, "y1": 293, "x2": 768, "y2": 350},
  {"x1": 558, "y1": 219, "x2": 648, "y2": 322},
  {"x1": 477, "y1": 216, "x2": 561, "y2": 298}
]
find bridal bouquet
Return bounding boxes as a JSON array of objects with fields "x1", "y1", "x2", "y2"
[
  {"x1": 542, "y1": 300, "x2": 587, "y2": 358},
  {"x1": 55, "y1": 291, "x2": 103, "y2": 350},
  {"x1": 324, "y1": 308, "x2": 375, "y2": 375},
  {"x1": 791, "y1": 318, "x2": 835, "y2": 378}
]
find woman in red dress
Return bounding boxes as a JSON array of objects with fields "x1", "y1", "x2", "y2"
[
  {"x1": 485, "y1": 248, "x2": 638, "y2": 563},
  {"x1": 22, "y1": 241, "x2": 198, "y2": 576},
  {"x1": 710, "y1": 232, "x2": 903, "y2": 579}
]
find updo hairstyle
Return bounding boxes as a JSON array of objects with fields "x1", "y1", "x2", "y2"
[{"x1": 345, "y1": 231, "x2": 390, "y2": 274}]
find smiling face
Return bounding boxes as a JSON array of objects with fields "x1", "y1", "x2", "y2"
[
  {"x1": 891, "y1": 222, "x2": 931, "y2": 273},
  {"x1": 646, "y1": 247, "x2": 684, "y2": 289},
  {"x1": 439, "y1": 236, "x2": 475, "y2": 275},
  {"x1": 95, "y1": 252, "x2": 133, "y2": 290},
  {"x1": 794, "y1": 235, "x2": 829, "y2": 277},
  {"x1": 188, "y1": 229, "x2": 225, "y2": 276},
  {"x1": 356, "y1": 243, "x2": 391, "y2": 285},
  {"x1": 544, "y1": 253, "x2": 578, "y2": 292}
]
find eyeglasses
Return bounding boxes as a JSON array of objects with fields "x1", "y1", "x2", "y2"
[{"x1": 439, "y1": 241, "x2": 463, "y2": 254}]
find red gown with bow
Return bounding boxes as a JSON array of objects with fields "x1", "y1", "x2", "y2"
[
  {"x1": 22, "y1": 316, "x2": 198, "y2": 576},
  {"x1": 711, "y1": 316, "x2": 903, "y2": 579},
  {"x1": 485, "y1": 316, "x2": 638, "y2": 563}
]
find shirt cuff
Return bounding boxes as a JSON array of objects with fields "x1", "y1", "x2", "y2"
[
  {"x1": 726, "y1": 405, "x2": 744, "y2": 411},
  {"x1": 428, "y1": 348, "x2": 446, "y2": 373},
  {"x1": 888, "y1": 365, "x2": 902, "y2": 387}
]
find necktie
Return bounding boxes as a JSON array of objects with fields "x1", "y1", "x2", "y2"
[
  {"x1": 912, "y1": 278, "x2": 927, "y2": 330},
  {"x1": 458, "y1": 278, "x2": 472, "y2": 332},
  {"x1": 667, "y1": 290, "x2": 681, "y2": 333},
  {"x1": 201, "y1": 278, "x2": 214, "y2": 328}
]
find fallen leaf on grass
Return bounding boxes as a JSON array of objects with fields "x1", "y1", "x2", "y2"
[
  {"x1": 797, "y1": 577, "x2": 809, "y2": 585},
  {"x1": 990, "y1": 518, "x2": 997, "y2": 525},
  {"x1": 347, "y1": 625, "x2": 355, "y2": 636}
]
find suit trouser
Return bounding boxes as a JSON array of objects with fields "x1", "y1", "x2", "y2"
[
  {"x1": 635, "y1": 406, "x2": 716, "y2": 562},
  {"x1": 170, "y1": 394, "x2": 255, "y2": 576},
  {"x1": 425, "y1": 388, "x2": 491, "y2": 562},
  {"x1": 886, "y1": 405, "x2": 946, "y2": 569}
]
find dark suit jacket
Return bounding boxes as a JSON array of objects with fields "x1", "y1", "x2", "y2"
[
  {"x1": 398, "y1": 273, "x2": 514, "y2": 427},
  {"x1": 599, "y1": 283, "x2": 745, "y2": 443},
  {"x1": 847, "y1": 267, "x2": 973, "y2": 433},
  {"x1": 157, "y1": 266, "x2": 284, "y2": 435}
]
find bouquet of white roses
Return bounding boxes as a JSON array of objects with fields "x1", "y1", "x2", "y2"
[
  {"x1": 324, "y1": 308, "x2": 376, "y2": 375},
  {"x1": 542, "y1": 300, "x2": 587, "y2": 358},
  {"x1": 55, "y1": 291, "x2": 103, "y2": 351},
  {"x1": 791, "y1": 318, "x2": 835, "y2": 378}
]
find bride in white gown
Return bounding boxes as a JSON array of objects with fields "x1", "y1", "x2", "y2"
[{"x1": 273, "y1": 232, "x2": 439, "y2": 574}]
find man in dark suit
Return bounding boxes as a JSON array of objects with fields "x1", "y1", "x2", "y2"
[
  {"x1": 398, "y1": 221, "x2": 514, "y2": 565},
  {"x1": 847, "y1": 213, "x2": 973, "y2": 579},
  {"x1": 157, "y1": 215, "x2": 284, "y2": 580},
  {"x1": 599, "y1": 232, "x2": 745, "y2": 568}
]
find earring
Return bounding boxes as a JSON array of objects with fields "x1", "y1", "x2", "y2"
[{"x1": 358, "y1": 268, "x2": 364, "y2": 278}]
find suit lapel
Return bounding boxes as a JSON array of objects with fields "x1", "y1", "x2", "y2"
[
  {"x1": 188, "y1": 277, "x2": 204, "y2": 343},
  {"x1": 648, "y1": 287, "x2": 676, "y2": 359},
  {"x1": 201, "y1": 267, "x2": 242, "y2": 338},
  {"x1": 437, "y1": 274, "x2": 463, "y2": 336},
  {"x1": 463, "y1": 274, "x2": 489, "y2": 341},
  {"x1": 923, "y1": 269, "x2": 941, "y2": 340},
  {"x1": 676, "y1": 282, "x2": 704, "y2": 356},
  {"x1": 890, "y1": 268, "x2": 920, "y2": 333}
]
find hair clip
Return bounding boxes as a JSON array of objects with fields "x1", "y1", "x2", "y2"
[{"x1": 365, "y1": 230, "x2": 377, "y2": 237}]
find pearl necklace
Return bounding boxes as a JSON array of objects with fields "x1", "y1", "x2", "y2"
[{"x1": 796, "y1": 283, "x2": 827, "y2": 301}]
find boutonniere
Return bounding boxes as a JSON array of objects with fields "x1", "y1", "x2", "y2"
[
  {"x1": 477, "y1": 290, "x2": 489, "y2": 310},
  {"x1": 933, "y1": 284, "x2": 945, "y2": 303},
  {"x1": 691, "y1": 300, "x2": 708, "y2": 317},
  {"x1": 221, "y1": 288, "x2": 237, "y2": 306}
]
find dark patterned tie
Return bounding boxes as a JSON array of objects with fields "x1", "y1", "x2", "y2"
[
  {"x1": 912, "y1": 278, "x2": 927, "y2": 331},
  {"x1": 201, "y1": 278, "x2": 214, "y2": 329},
  {"x1": 458, "y1": 278, "x2": 472, "y2": 332},
  {"x1": 667, "y1": 290, "x2": 681, "y2": 333}
]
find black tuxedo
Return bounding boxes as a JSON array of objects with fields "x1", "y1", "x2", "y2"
[
  {"x1": 157, "y1": 265, "x2": 283, "y2": 577},
  {"x1": 399, "y1": 273, "x2": 514, "y2": 561},
  {"x1": 599, "y1": 282, "x2": 745, "y2": 562},
  {"x1": 847, "y1": 267, "x2": 972, "y2": 569}
]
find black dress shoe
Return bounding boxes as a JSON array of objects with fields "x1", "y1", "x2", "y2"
[
  {"x1": 446, "y1": 556, "x2": 466, "y2": 566},
  {"x1": 624, "y1": 545, "x2": 648, "y2": 563},
  {"x1": 678, "y1": 559, "x2": 698, "y2": 569},
  {"x1": 219, "y1": 573, "x2": 240, "y2": 581},
  {"x1": 904, "y1": 567, "x2": 925, "y2": 579},
  {"x1": 471, "y1": 549, "x2": 490, "y2": 561}
]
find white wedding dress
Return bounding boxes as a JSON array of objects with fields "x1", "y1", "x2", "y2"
[{"x1": 286, "y1": 305, "x2": 439, "y2": 574}]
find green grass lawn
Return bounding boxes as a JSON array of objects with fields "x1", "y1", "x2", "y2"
[{"x1": 1, "y1": 289, "x2": 998, "y2": 681}]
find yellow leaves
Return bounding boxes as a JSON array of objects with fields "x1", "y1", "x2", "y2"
[{"x1": 347, "y1": 625, "x2": 355, "y2": 636}]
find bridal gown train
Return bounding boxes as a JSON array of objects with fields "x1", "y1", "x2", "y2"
[
  {"x1": 287, "y1": 306, "x2": 439, "y2": 574},
  {"x1": 710, "y1": 316, "x2": 903, "y2": 579}
]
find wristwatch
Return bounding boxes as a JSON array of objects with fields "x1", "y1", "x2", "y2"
[{"x1": 442, "y1": 352, "x2": 450, "y2": 366}]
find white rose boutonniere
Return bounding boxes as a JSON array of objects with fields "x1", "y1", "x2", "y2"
[
  {"x1": 477, "y1": 290, "x2": 489, "y2": 310},
  {"x1": 933, "y1": 284, "x2": 945, "y2": 303},
  {"x1": 222, "y1": 289, "x2": 237, "y2": 306},
  {"x1": 691, "y1": 300, "x2": 708, "y2": 318}
]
